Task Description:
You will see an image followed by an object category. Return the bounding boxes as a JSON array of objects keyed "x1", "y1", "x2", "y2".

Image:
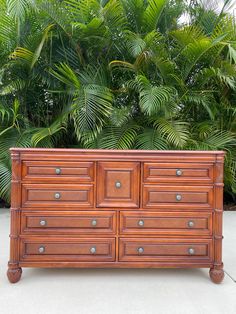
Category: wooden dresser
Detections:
[{"x1": 7, "y1": 148, "x2": 225, "y2": 284}]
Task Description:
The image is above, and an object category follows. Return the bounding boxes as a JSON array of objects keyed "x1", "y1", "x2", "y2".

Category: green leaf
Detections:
[
  {"x1": 98, "y1": 124, "x2": 139, "y2": 149},
  {"x1": 143, "y1": 0, "x2": 168, "y2": 31},
  {"x1": 136, "y1": 128, "x2": 168, "y2": 150},
  {"x1": 72, "y1": 84, "x2": 113, "y2": 139},
  {"x1": 155, "y1": 119, "x2": 190, "y2": 148}
]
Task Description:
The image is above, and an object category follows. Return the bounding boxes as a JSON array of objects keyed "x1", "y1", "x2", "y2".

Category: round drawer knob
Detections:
[
  {"x1": 115, "y1": 181, "x2": 122, "y2": 189},
  {"x1": 91, "y1": 219, "x2": 97, "y2": 226},
  {"x1": 176, "y1": 194, "x2": 182, "y2": 201},
  {"x1": 38, "y1": 246, "x2": 45, "y2": 253},
  {"x1": 176, "y1": 169, "x2": 182, "y2": 176},
  {"x1": 188, "y1": 248, "x2": 195, "y2": 255},
  {"x1": 54, "y1": 192, "x2": 61, "y2": 199},
  {"x1": 137, "y1": 247, "x2": 144, "y2": 254},
  {"x1": 39, "y1": 220, "x2": 46, "y2": 226},
  {"x1": 55, "y1": 168, "x2": 61, "y2": 175},
  {"x1": 188, "y1": 221, "x2": 195, "y2": 228},
  {"x1": 138, "y1": 220, "x2": 144, "y2": 227},
  {"x1": 90, "y1": 247, "x2": 96, "y2": 254}
]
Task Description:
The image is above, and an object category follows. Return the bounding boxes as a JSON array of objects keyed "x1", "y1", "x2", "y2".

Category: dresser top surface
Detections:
[{"x1": 10, "y1": 148, "x2": 225, "y2": 155}]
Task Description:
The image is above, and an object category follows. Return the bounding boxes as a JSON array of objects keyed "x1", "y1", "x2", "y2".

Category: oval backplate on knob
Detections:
[
  {"x1": 188, "y1": 221, "x2": 195, "y2": 228},
  {"x1": 54, "y1": 192, "x2": 61, "y2": 199},
  {"x1": 188, "y1": 247, "x2": 195, "y2": 255},
  {"x1": 39, "y1": 220, "x2": 46, "y2": 226},
  {"x1": 90, "y1": 247, "x2": 96, "y2": 254},
  {"x1": 91, "y1": 219, "x2": 97, "y2": 227},
  {"x1": 137, "y1": 247, "x2": 144, "y2": 254},
  {"x1": 38, "y1": 246, "x2": 45, "y2": 253},
  {"x1": 138, "y1": 220, "x2": 144, "y2": 227},
  {"x1": 55, "y1": 168, "x2": 61, "y2": 175},
  {"x1": 115, "y1": 181, "x2": 122, "y2": 189},
  {"x1": 176, "y1": 194, "x2": 182, "y2": 201},
  {"x1": 176, "y1": 169, "x2": 182, "y2": 176}
]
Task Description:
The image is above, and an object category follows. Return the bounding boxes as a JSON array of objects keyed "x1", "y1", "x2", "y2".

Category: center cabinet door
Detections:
[{"x1": 97, "y1": 162, "x2": 140, "y2": 208}]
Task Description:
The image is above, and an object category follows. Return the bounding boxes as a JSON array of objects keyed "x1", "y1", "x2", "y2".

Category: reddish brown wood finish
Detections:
[
  {"x1": 97, "y1": 162, "x2": 140, "y2": 208},
  {"x1": 22, "y1": 161, "x2": 94, "y2": 182},
  {"x1": 143, "y1": 162, "x2": 214, "y2": 184},
  {"x1": 21, "y1": 211, "x2": 116, "y2": 235},
  {"x1": 120, "y1": 211, "x2": 212, "y2": 236},
  {"x1": 119, "y1": 238, "x2": 213, "y2": 262},
  {"x1": 7, "y1": 148, "x2": 225, "y2": 283}
]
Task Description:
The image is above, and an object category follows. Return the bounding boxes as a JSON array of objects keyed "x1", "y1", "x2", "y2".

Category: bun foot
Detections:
[
  {"x1": 7, "y1": 267, "x2": 22, "y2": 283},
  {"x1": 209, "y1": 268, "x2": 224, "y2": 284}
]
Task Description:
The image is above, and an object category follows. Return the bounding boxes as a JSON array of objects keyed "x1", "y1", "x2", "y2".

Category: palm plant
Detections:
[{"x1": 0, "y1": 0, "x2": 236, "y2": 204}]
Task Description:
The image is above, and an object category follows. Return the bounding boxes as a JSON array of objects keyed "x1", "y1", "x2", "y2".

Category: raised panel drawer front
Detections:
[
  {"x1": 119, "y1": 238, "x2": 213, "y2": 262},
  {"x1": 21, "y1": 211, "x2": 116, "y2": 234},
  {"x1": 97, "y1": 162, "x2": 140, "y2": 208},
  {"x1": 143, "y1": 163, "x2": 213, "y2": 183},
  {"x1": 20, "y1": 238, "x2": 115, "y2": 262},
  {"x1": 21, "y1": 184, "x2": 94, "y2": 208},
  {"x1": 143, "y1": 185, "x2": 213, "y2": 209},
  {"x1": 120, "y1": 212, "x2": 212, "y2": 236},
  {"x1": 22, "y1": 161, "x2": 94, "y2": 182}
]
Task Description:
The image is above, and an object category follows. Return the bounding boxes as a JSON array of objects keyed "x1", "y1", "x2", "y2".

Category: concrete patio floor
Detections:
[{"x1": 0, "y1": 208, "x2": 235, "y2": 314}]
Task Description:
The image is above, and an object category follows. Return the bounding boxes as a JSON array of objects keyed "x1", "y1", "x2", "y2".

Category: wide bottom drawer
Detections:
[
  {"x1": 119, "y1": 238, "x2": 213, "y2": 262},
  {"x1": 20, "y1": 238, "x2": 115, "y2": 262}
]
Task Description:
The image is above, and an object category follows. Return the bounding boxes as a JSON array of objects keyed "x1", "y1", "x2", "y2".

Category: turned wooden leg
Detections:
[
  {"x1": 7, "y1": 267, "x2": 22, "y2": 283},
  {"x1": 209, "y1": 267, "x2": 224, "y2": 284}
]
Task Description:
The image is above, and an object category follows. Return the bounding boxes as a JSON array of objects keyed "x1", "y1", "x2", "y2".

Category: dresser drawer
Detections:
[
  {"x1": 119, "y1": 238, "x2": 213, "y2": 262},
  {"x1": 143, "y1": 163, "x2": 213, "y2": 183},
  {"x1": 97, "y1": 162, "x2": 140, "y2": 208},
  {"x1": 142, "y1": 185, "x2": 213, "y2": 209},
  {"x1": 22, "y1": 184, "x2": 94, "y2": 208},
  {"x1": 120, "y1": 212, "x2": 212, "y2": 236},
  {"x1": 22, "y1": 161, "x2": 94, "y2": 182},
  {"x1": 21, "y1": 211, "x2": 116, "y2": 234},
  {"x1": 20, "y1": 238, "x2": 115, "y2": 262}
]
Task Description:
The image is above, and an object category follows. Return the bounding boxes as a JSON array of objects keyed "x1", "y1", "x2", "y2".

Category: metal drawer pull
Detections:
[
  {"x1": 54, "y1": 192, "x2": 61, "y2": 199},
  {"x1": 55, "y1": 168, "x2": 61, "y2": 175},
  {"x1": 137, "y1": 247, "x2": 144, "y2": 254},
  {"x1": 138, "y1": 220, "x2": 144, "y2": 227},
  {"x1": 38, "y1": 246, "x2": 45, "y2": 253},
  {"x1": 39, "y1": 220, "x2": 46, "y2": 226},
  {"x1": 176, "y1": 169, "x2": 182, "y2": 176},
  {"x1": 188, "y1": 248, "x2": 195, "y2": 255},
  {"x1": 115, "y1": 181, "x2": 122, "y2": 189},
  {"x1": 176, "y1": 194, "x2": 182, "y2": 201},
  {"x1": 188, "y1": 221, "x2": 195, "y2": 228},
  {"x1": 90, "y1": 247, "x2": 96, "y2": 254},
  {"x1": 91, "y1": 219, "x2": 97, "y2": 226}
]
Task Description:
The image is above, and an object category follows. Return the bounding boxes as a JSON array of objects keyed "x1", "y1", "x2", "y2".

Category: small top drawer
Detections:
[
  {"x1": 22, "y1": 161, "x2": 94, "y2": 182},
  {"x1": 143, "y1": 163, "x2": 214, "y2": 183}
]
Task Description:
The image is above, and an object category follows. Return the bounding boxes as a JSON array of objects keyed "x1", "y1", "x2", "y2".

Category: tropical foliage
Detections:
[{"x1": 0, "y1": 0, "x2": 236, "y2": 204}]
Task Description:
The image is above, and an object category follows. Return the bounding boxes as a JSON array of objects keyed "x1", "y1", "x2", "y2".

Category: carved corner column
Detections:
[
  {"x1": 7, "y1": 151, "x2": 22, "y2": 283},
  {"x1": 209, "y1": 153, "x2": 225, "y2": 284}
]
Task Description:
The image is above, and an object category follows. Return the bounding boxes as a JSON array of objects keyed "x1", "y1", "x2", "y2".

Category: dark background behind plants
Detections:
[{"x1": 0, "y1": 0, "x2": 236, "y2": 206}]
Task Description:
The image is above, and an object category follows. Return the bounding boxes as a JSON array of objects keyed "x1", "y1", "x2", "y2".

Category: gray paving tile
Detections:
[{"x1": 0, "y1": 209, "x2": 236, "y2": 314}]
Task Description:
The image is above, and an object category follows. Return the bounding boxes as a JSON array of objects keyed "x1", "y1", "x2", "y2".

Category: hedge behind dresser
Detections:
[{"x1": 7, "y1": 148, "x2": 225, "y2": 283}]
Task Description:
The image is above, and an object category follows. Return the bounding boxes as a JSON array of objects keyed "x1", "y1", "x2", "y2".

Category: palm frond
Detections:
[
  {"x1": 6, "y1": 0, "x2": 32, "y2": 20},
  {"x1": 120, "y1": 0, "x2": 145, "y2": 33},
  {"x1": 155, "y1": 118, "x2": 190, "y2": 148},
  {"x1": 135, "y1": 128, "x2": 168, "y2": 150},
  {"x1": 72, "y1": 84, "x2": 113, "y2": 140},
  {"x1": 0, "y1": 159, "x2": 11, "y2": 204},
  {"x1": 98, "y1": 124, "x2": 139, "y2": 149},
  {"x1": 143, "y1": 0, "x2": 168, "y2": 32},
  {"x1": 102, "y1": 0, "x2": 127, "y2": 34},
  {"x1": 49, "y1": 63, "x2": 81, "y2": 91},
  {"x1": 31, "y1": 118, "x2": 67, "y2": 147}
]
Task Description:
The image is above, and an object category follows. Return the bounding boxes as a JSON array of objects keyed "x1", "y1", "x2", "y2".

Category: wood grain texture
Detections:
[{"x1": 7, "y1": 148, "x2": 225, "y2": 283}]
